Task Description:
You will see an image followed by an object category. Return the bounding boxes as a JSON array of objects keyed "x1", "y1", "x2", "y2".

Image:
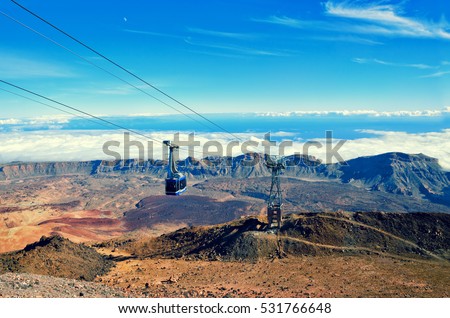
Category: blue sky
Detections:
[{"x1": 1, "y1": 0, "x2": 449, "y2": 118}]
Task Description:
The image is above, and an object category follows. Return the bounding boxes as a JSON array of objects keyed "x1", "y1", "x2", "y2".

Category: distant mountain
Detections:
[
  {"x1": 1, "y1": 152, "x2": 449, "y2": 205},
  {"x1": 0, "y1": 161, "x2": 100, "y2": 180},
  {"x1": 331, "y1": 153, "x2": 450, "y2": 203},
  {"x1": 0, "y1": 153, "x2": 323, "y2": 180}
]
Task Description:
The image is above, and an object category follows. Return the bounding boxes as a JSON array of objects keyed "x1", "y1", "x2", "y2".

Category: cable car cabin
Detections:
[
  {"x1": 165, "y1": 174, "x2": 187, "y2": 195},
  {"x1": 163, "y1": 140, "x2": 187, "y2": 195}
]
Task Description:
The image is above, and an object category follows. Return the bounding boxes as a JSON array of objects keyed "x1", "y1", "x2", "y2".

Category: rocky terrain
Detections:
[
  {"x1": 1, "y1": 152, "x2": 449, "y2": 203},
  {"x1": 97, "y1": 255, "x2": 449, "y2": 298},
  {"x1": 0, "y1": 212, "x2": 449, "y2": 298},
  {"x1": 0, "y1": 273, "x2": 127, "y2": 298},
  {"x1": 98, "y1": 212, "x2": 450, "y2": 298},
  {"x1": 0, "y1": 174, "x2": 157, "y2": 253},
  {"x1": 1, "y1": 152, "x2": 450, "y2": 253},
  {"x1": 196, "y1": 177, "x2": 450, "y2": 213},
  {"x1": 124, "y1": 212, "x2": 450, "y2": 262},
  {"x1": 123, "y1": 195, "x2": 256, "y2": 230},
  {"x1": 1, "y1": 152, "x2": 449, "y2": 298},
  {"x1": 0, "y1": 235, "x2": 113, "y2": 281},
  {"x1": 2, "y1": 173, "x2": 449, "y2": 254}
]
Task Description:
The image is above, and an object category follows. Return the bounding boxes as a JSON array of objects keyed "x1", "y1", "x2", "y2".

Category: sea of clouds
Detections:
[{"x1": 1, "y1": 128, "x2": 450, "y2": 170}]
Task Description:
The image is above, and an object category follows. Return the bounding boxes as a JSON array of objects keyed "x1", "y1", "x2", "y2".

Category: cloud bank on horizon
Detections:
[
  {"x1": 0, "y1": 106, "x2": 449, "y2": 128},
  {"x1": 256, "y1": 107, "x2": 450, "y2": 117},
  {"x1": 1, "y1": 128, "x2": 450, "y2": 171}
]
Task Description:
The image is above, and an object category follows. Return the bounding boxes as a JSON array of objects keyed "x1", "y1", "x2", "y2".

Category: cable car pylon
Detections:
[{"x1": 265, "y1": 155, "x2": 285, "y2": 229}]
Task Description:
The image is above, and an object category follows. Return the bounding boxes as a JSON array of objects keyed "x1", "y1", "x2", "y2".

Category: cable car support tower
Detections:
[{"x1": 265, "y1": 156, "x2": 285, "y2": 229}]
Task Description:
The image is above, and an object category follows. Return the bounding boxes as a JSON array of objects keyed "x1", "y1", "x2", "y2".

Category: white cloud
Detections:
[
  {"x1": 254, "y1": 2, "x2": 450, "y2": 41},
  {"x1": 326, "y1": 2, "x2": 420, "y2": 26},
  {"x1": 0, "y1": 131, "x2": 154, "y2": 163},
  {"x1": 340, "y1": 129, "x2": 450, "y2": 170},
  {"x1": 256, "y1": 108, "x2": 449, "y2": 117},
  {"x1": 125, "y1": 112, "x2": 173, "y2": 117},
  {"x1": 252, "y1": 15, "x2": 304, "y2": 28},
  {"x1": 269, "y1": 131, "x2": 297, "y2": 137},
  {"x1": 325, "y1": 1, "x2": 450, "y2": 40},
  {"x1": 353, "y1": 58, "x2": 436, "y2": 69},
  {"x1": 252, "y1": 15, "x2": 336, "y2": 32},
  {"x1": 264, "y1": 129, "x2": 450, "y2": 170},
  {"x1": 0, "y1": 114, "x2": 73, "y2": 126},
  {"x1": 352, "y1": 57, "x2": 450, "y2": 79},
  {"x1": 420, "y1": 70, "x2": 450, "y2": 78},
  {"x1": 90, "y1": 87, "x2": 136, "y2": 96},
  {"x1": 31, "y1": 114, "x2": 72, "y2": 123},
  {"x1": 123, "y1": 29, "x2": 185, "y2": 40},
  {"x1": 1, "y1": 129, "x2": 450, "y2": 171},
  {"x1": 0, "y1": 54, "x2": 76, "y2": 79},
  {"x1": 308, "y1": 35, "x2": 383, "y2": 45},
  {"x1": 0, "y1": 118, "x2": 23, "y2": 125},
  {"x1": 184, "y1": 38, "x2": 291, "y2": 57},
  {"x1": 187, "y1": 27, "x2": 255, "y2": 40}
]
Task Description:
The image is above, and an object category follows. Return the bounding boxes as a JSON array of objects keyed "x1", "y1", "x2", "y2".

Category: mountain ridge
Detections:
[
  {"x1": 1, "y1": 152, "x2": 449, "y2": 205},
  {"x1": 334, "y1": 152, "x2": 450, "y2": 203}
]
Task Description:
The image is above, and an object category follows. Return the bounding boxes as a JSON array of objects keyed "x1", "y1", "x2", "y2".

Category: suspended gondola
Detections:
[{"x1": 163, "y1": 140, "x2": 187, "y2": 195}]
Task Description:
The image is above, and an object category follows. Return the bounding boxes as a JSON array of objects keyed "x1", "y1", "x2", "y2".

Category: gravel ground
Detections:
[{"x1": 0, "y1": 273, "x2": 128, "y2": 298}]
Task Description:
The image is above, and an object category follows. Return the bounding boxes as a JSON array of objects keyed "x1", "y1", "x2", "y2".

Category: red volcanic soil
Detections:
[
  {"x1": 36, "y1": 211, "x2": 125, "y2": 243},
  {"x1": 0, "y1": 193, "x2": 257, "y2": 253},
  {"x1": 123, "y1": 195, "x2": 256, "y2": 231},
  {"x1": 0, "y1": 208, "x2": 126, "y2": 253}
]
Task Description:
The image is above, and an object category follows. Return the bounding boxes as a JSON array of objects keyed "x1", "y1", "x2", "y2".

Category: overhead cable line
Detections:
[
  {"x1": 0, "y1": 9, "x2": 217, "y2": 133},
  {"x1": 0, "y1": 79, "x2": 164, "y2": 145},
  {"x1": 0, "y1": 9, "x2": 242, "y2": 145},
  {"x1": 0, "y1": 80, "x2": 211, "y2": 158},
  {"x1": 10, "y1": 0, "x2": 243, "y2": 141},
  {"x1": 0, "y1": 87, "x2": 147, "y2": 136}
]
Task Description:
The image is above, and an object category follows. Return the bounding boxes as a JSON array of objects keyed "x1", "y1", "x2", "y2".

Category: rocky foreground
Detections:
[
  {"x1": 0, "y1": 212, "x2": 449, "y2": 298},
  {"x1": 0, "y1": 273, "x2": 127, "y2": 298}
]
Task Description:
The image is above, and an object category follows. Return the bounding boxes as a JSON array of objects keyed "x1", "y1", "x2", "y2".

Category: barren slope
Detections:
[
  {"x1": 98, "y1": 211, "x2": 450, "y2": 298},
  {"x1": 0, "y1": 235, "x2": 113, "y2": 281},
  {"x1": 124, "y1": 212, "x2": 450, "y2": 262}
]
